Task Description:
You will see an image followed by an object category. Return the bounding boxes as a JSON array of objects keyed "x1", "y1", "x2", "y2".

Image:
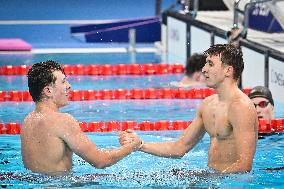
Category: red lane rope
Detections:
[
  {"x1": 0, "y1": 63, "x2": 184, "y2": 76},
  {"x1": 0, "y1": 88, "x2": 216, "y2": 101},
  {"x1": 1, "y1": 119, "x2": 283, "y2": 135},
  {"x1": 0, "y1": 88, "x2": 253, "y2": 102}
]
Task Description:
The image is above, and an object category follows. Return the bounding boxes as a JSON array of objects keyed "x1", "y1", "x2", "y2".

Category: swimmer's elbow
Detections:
[
  {"x1": 93, "y1": 164, "x2": 107, "y2": 169},
  {"x1": 90, "y1": 157, "x2": 113, "y2": 169},
  {"x1": 170, "y1": 151, "x2": 186, "y2": 158},
  {"x1": 92, "y1": 161, "x2": 110, "y2": 169},
  {"x1": 171, "y1": 155, "x2": 183, "y2": 159},
  {"x1": 170, "y1": 141, "x2": 190, "y2": 158}
]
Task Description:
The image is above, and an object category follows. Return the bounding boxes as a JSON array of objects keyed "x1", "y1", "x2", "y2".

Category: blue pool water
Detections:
[
  {"x1": 0, "y1": 75, "x2": 183, "y2": 91},
  {"x1": 0, "y1": 52, "x2": 284, "y2": 188},
  {"x1": 1, "y1": 131, "x2": 284, "y2": 188},
  {"x1": 0, "y1": 99, "x2": 200, "y2": 124},
  {"x1": 0, "y1": 52, "x2": 162, "y2": 65}
]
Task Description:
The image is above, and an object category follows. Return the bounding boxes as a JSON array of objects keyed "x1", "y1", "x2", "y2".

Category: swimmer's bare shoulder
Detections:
[
  {"x1": 24, "y1": 112, "x2": 77, "y2": 135},
  {"x1": 203, "y1": 93, "x2": 217, "y2": 102},
  {"x1": 53, "y1": 112, "x2": 81, "y2": 136},
  {"x1": 228, "y1": 92, "x2": 258, "y2": 128},
  {"x1": 229, "y1": 91, "x2": 256, "y2": 117},
  {"x1": 198, "y1": 94, "x2": 217, "y2": 112}
]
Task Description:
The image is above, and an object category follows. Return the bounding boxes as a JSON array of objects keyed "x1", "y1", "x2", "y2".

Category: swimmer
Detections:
[
  {"x1": 21, "y1": 60, "x2": 142, "y2": 175},
  {"x1": 170, "y1": 53, "x2": 206, "y2": 87},
  {"x1": 248, "y1": 86, "x2": 274, "y2": 123},
  {"x1": 121, "y1": 44, "x2": 258, "y2": 173}
]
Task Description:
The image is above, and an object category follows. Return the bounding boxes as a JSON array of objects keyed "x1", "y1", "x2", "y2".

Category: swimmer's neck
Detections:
[
  {"x1": 214, "y1": 81, "x2": 239, "y2": 102},
  {"x1": 35, "y1": 101, "x2": 60, "y2": 113}
]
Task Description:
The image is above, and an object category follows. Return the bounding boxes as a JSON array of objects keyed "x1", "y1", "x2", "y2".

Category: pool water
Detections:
[
  {"x1": 1, "y1": 132, "x2": 284, "y2": 188},
  {"x1": 0, "y1": 52, "x2": 162, "y2": 66},
  {"x1": 0, "y1": 99, "x2": 201, "y2": 123},
  {"x1": 0, "y1": 75, "x2": 183, "y2": 91}
]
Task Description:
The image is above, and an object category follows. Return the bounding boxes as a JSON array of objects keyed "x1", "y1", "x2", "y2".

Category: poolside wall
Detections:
[{"x1": 162, "y1": 11, "x2": 284, "y2": 105}]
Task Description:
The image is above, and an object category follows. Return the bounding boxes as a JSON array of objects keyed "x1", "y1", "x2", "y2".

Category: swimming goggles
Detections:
[{"x1": 254, "y1": 101, "x2": 270, "y2": 108}]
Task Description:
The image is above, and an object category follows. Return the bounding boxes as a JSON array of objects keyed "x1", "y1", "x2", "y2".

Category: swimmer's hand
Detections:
[{"x1": 119, "y1": 130, "x2": 143, "y2": 151}]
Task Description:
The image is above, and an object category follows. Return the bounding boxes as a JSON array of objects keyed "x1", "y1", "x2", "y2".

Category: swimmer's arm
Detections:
[
  {"x1": 59, "y1": 114, "x2": 138, "y2": 169},
  {"x1": 140, "y1": 107, "x2": 206, "y2": 158},
  {"x1": 222, "y1": 102, "x2": 258, "y2": 173}
]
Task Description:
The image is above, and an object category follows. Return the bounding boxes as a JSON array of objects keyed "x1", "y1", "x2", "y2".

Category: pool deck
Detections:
[{"x1": 195, "y1": 11, "x2": 284, "y2": 54}]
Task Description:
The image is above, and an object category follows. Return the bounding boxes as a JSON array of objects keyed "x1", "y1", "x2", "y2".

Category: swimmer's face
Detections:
[
  {"x1": 251, "y1": 97, "x2": 274, "y2": 121},
  {"x1": 49, "y1": 71, "x2": 71, "y2": 108},
  {"x1": 202, "y1": 55, "x2": 229, "y2": 88}
]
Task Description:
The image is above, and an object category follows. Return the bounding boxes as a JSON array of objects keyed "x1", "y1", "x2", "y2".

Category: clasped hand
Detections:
[{"x1": 119, "y1": 129, "x2": 143, "y2": 151}]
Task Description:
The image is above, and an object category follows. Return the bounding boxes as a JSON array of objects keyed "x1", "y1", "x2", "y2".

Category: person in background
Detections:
[
  {"x1": 170, "y1": 53, "x2": 206, "y2": 87},
  {"x1": 248, "y1": 86, "x2": 274, "y2": 122},
  {"x1": 122, "y1": 44, "x2": 258, "y2": 173},
  {"x1": 21, "y1": 60, "x2": 142, "y2": 176}
]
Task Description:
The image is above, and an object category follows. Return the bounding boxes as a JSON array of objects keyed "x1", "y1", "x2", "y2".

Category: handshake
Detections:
[{"x1": 119, "y1": 130, "x2": 144, "y2": 151}]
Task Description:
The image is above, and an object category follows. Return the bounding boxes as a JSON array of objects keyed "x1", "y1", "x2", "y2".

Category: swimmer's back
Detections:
[{"x1": 21, "y1": 111, "x2": 73, "y2": 174}]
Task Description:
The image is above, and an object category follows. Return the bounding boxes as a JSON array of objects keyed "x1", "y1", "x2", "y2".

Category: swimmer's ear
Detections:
[
  {"x1": 42, "y1": 85, "x2": 53, "y2": 97},
  {"x1": 224, "y1": 65, "x2": 234, "y2": 78}
]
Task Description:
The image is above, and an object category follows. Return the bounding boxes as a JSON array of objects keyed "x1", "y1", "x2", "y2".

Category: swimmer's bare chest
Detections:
[
  {"x1": 201, "y1": 100, "x2": 239, "y2": 170},
  {"x1": 202, "y1": 101, "x2": 233, "y2": 138}
]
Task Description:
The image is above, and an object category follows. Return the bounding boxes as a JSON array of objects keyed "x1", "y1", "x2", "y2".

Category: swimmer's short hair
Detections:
[
  {"x1": 185, "y1": 53, "x2": 206, "y2": 76},
  {"x1": 27, "y1": 60, "x2": 64, "y2": 102},
  {"x1": 204, "y1": 44, "x2": 244, "y2": 81}
]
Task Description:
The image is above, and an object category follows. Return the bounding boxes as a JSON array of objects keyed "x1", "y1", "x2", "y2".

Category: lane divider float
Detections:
[
  {"x1": 0, "y1": 63, "x2": 184, "y2": 76},
  {"x1": 0, "y1": 88, "x2": 253, "y2": 102},
  {"x1": 0, "y1": 88, "x2": 215, "y2": 101},
  {"x1": 0, "y1": 119, "x2": 283, "y2": 135}
]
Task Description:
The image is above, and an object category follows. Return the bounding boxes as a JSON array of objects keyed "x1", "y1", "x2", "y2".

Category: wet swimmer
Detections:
[
  {"x1": 248, "y1": 86, "x2": 274, "y2": 122},
  {"x1": 21, "y1": 60, "x2": 142, "y2": 175},
  {"x1": 121, "y1": 44, "x2": 258, "y2": 173}
]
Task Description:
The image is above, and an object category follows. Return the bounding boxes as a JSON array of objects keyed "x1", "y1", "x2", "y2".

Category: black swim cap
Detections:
[{"x1": 248, "y1": 86, "x2": 274, "y2": 106}]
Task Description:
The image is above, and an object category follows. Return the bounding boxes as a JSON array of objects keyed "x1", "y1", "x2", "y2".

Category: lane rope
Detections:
[
  {"x1": 0, "y1": 88, "x2": 253, "y2": 101},
  {"x1": 0, "y1": 63, "x2": 184, "y2": 75},
  {"x1": 0, "y1": 119, "x2": 283, "y2": 134}
]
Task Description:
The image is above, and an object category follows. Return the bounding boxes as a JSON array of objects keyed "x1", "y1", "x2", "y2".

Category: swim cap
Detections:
[{"x1": 248, "y1": 86, "x2": 274, "y2": 106}]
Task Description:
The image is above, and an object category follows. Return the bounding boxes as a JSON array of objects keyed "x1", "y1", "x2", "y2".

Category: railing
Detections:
[{"x1": 233, "y1": 0, "x2": 273, "y2": 38}]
